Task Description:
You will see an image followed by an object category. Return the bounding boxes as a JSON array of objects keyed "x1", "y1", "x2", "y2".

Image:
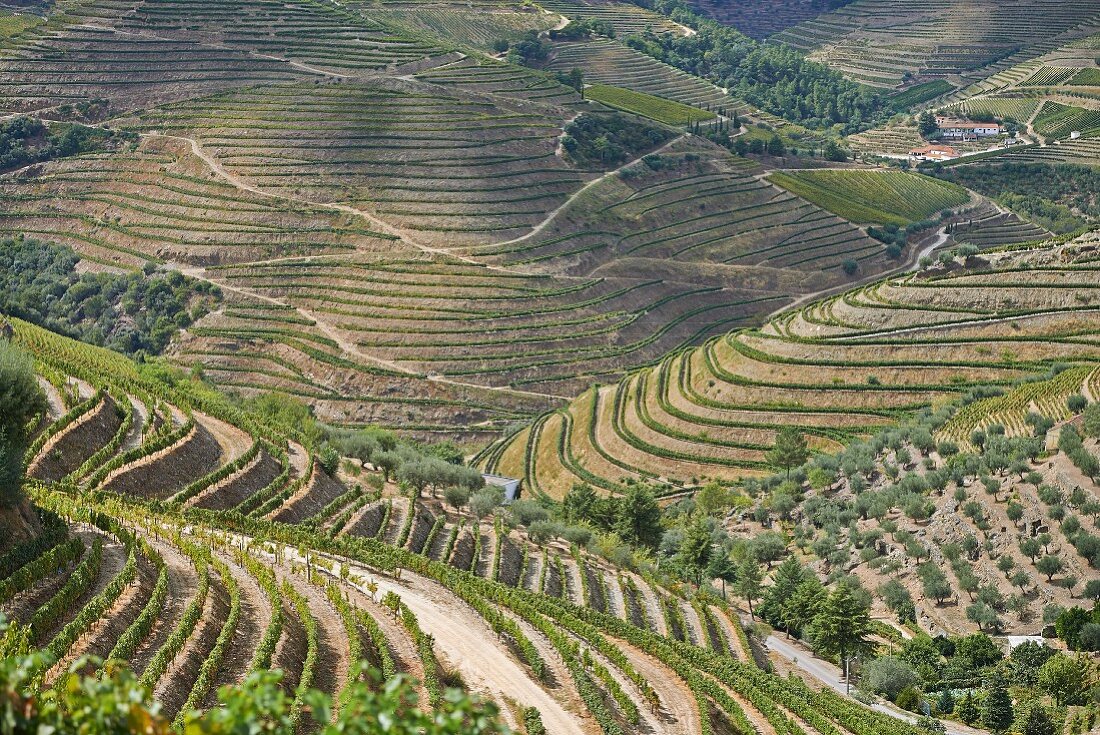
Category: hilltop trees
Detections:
[
  {"x1": 0, "y1": 238, "x2": 220, "y2": 356},
  {"x1": 0, "y1": 340, "x2": 46, "y2": 507},
  {"x1": 1, "y1": 116, "x2": 117, "y2": 172},
  {"x1": 621, "y1": 6, "x2": 883, "y2": 132},
  {"x1": 560, "y1": 113, "x2": 673, "y2": 168}
]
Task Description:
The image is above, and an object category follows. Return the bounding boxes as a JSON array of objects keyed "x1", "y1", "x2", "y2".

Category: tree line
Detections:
[
  {"x1": 620, "y1": 0, "x2": 884, "y2": 132},
  {"x1": 0, "y1": 237, "x2": 220, "y2": 357}
]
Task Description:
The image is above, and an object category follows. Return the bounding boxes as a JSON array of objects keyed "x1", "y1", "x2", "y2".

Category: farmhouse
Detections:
[
  {"x1": 909, "y1": 143, "x2": 959, "y2": 161},
  {"x1": 934, "y1": 116, "x2": 1004, "y2": 140}
]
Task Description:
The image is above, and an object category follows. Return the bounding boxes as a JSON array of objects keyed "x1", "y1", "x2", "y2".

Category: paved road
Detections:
[{"x1": 765, "y1": 634, "x2": 984, "y2": 735}]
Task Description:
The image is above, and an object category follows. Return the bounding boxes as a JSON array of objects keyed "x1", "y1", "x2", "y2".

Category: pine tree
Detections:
[
  {"x1": 980, "y1": 681, "x2": 1013, "y2": 734},
  {"x1": 779, "y1": 577, "x2": 826, "y2": 638},
  {"x1": 759, "y1": 556, "x2": 807, "y2": 625},
  {"x1": 766, "y1": 427, "x2": 808, "y2": 480},
  {"x1": 613, "y1": 484, "x2": 662, "y2": 549},
  {"x1": 677, "y1": 517, "x2": 715, "y2": 585},
  {"x1": 706, "y1": 550, "x2": 737, "y2": 599},
  {"x1": 955, "y1": 692, "x2": 979, "y2": 725},
  {"x1": 935, "y1": 687, "x2": 954, "y2": 715},
  {"x1": 735, "y1": 558, "x2": 763, "y2": 618},
  {"x1": 808, "y1": 584, "x2": 872, "y2": 691},
  {"x1": 562, "y1": 483, "x2": 596, "y2": 525}
]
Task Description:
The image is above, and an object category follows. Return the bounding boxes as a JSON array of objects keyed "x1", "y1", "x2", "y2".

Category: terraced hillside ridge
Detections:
[
  {"x1": 124, "y1": 79, "x2": 592, "y2": 246},
  {"x1": 485, "y1": 231, "x2": 1100, "y2": 495},
  {"x1": 0, "y1": 0, "x2": 453, "y2": 119},
  {"x1": 847, "y1": 34, "x2": 1100, "y2": 161},
  {"x1": 938, "y1": 35, "x2": 1100, "y2": 132},
  {"x1": 2, "y1": 0, "x2": 949, "y2": 440},
  {"x1": 534, "y1": 0, "x2": 691, "y2": 37},
  {"x1": 4, "y1": 315, "x2": 953, "y2": 735},
  {"x1": 688, "y1": 0, "x2": 848, "y2": 39},
  {"x1": 546, "y1": 38, "x2": 749, "y2": 111},
  {"x1": 772, "y1": 0, "x2": 1100, "y2": 90},
  {"x1": 346, "y1": 0, "x2": 562, "y2": 52}
]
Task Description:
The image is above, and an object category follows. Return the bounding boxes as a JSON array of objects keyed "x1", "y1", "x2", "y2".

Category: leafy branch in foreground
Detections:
[{"x1": 0, "y1": 644, "x2": 507, "y2": 735}]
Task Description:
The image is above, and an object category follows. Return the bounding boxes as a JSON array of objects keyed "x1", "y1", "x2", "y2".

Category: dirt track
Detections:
[{"x1": 611, "y1": 637, "x2": 701, "y2": 735}]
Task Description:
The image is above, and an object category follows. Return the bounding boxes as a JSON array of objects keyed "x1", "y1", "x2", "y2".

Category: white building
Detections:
[{"x1": 934, "y1": 116, "x2": 1005, "y2": 140}]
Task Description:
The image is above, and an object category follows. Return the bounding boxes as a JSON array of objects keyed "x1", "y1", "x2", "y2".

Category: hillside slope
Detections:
[
  {"x1": 0, "y1": 0, "x2": 934, "y2": 442},
  {"x1": 2, "y1": 314, "x2": 939, "y2": 735},
  {"x1": 484, "y1": 232, "x2": 1100, "y2": 494}
]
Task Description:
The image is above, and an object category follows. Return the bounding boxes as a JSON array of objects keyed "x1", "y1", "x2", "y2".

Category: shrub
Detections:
[
  {"x1": 444, "y1": 486, "x2": 470, "y2": 511},
  {"x1": 894, "y1": 686, "x2": 921, "y2": 712},
  {"x1": 561, "y1": 525, "x2": 592, "y2": 547},
  {"x1": 861, "y1": 655, "x2": 918, "y2": 700},
  {"x1": 527, "y1": 520, "x2": 562, "y2": 544},
  {"x1": 469, "y1": 488, "x2": 504, "y2": 520},
  {"x1": 508, "y1": 500, "x2": 549, "y2": 527}
]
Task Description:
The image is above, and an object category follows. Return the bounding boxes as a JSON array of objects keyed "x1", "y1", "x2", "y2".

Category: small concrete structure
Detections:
[
  {"x1": 1004, "y1": 635, "x2": 1045, "y2": 649},
  {"x1": 483, "y1": 473, "x2": 521, "y2": 501}
]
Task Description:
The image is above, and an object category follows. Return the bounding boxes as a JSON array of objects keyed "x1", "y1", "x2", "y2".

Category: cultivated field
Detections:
[
  {"x1": 773, "y1": 0, "x2": 1100, "y2": 90},
  {"x1": 768, "y1": 170, "x2": 972, "y2": 226},
  {"x1": 486, "y1": 232, "x2": 1100, "y2": 494},
  {"x1": 3, "y1": 315, "x2": 941, "y2": 735},
  {"x1": 0, "y1": 0, "x2": 932, "y2": 440}
]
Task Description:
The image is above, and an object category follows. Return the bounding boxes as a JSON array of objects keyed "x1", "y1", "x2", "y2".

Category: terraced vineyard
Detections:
[
  {"x1": 348, "y1": 0, "x2": 561, "y2": 51},
  {"x1": 9, "y1": 0, "x2": 1100, "y2": 732},
  {"x1": 534, "y1": 0, "x2": 690, "y2": 37},
  {"x1": 0, "y1": 0, "x2": 451, "y2": 117},
  {"x1": 994, "y1": 136, "x2": 1100, "y2": 167},
  {"x1": 0, "y1": 136, "x2": 399, "y2": 269},
  {"x1": 2, "y1": 315, "x2": 941, "y2": 735},
  {"x1": 1032, "y1": 101, "x2": 1100, "y2": 140},
  {"x1": 947, "y1": 200, "x2": 1050, "y2": 248},
  {"x1": 768, "y1": 170, "x2": 972, "y2": 226},
  {"x1": 546, "y1": 39, "x2": 749, "y2": 112},
  {"x1": 773, "y1": 0, "x2": 1100, "y2": 90},
  {"x1": 0, "y1": 0, "x2": 923, "y2": 441},
  {"x1": 688, "y1": 0, "x2": 840, "y2": 39},
  {"x1": 585, "y1": 84, "x2": 717, "y2": 125},
  {"x1": 126, "y1": 81, "x2": 590, "y2": 245},
  {"x1": 486, "y1": 232, "x2": 1100, "y2": 493}
]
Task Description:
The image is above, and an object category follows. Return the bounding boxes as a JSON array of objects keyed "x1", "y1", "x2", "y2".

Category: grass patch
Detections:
[
  {"x1": 0, "y1": 11, "x2": 42, "y2": 42},
  {"x1": 1068, "y1": 67, "x2": 1100, "y2": 86},
  {"x1": 888, "y1": 79, "x2": 954, "y2": 109},
  {"x1": 768, "y1": 169, "x2": 969, "y2": 226},
  {"x1": 585, "y1": 84, "x2": 716, "y2": 126}
]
